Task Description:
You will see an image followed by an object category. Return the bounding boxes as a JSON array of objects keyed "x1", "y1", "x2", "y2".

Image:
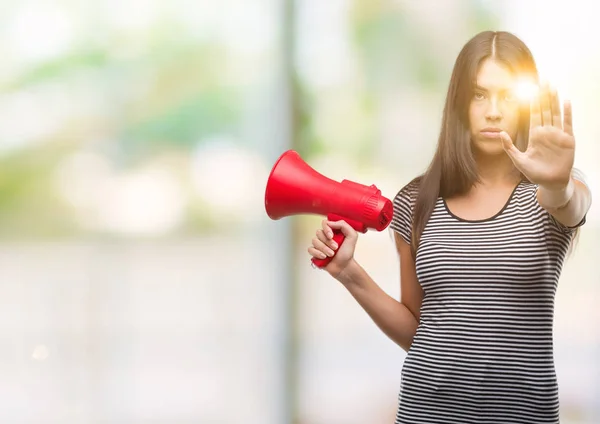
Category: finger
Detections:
[
  {"x1": 311, "y1": 236, "x2": 336, "y2": 257},
  {"x1": 500, "y1": 131, "x2": 527, "y2": 168},
  {"x1": 308, "y1": 246, "x2": 327, "y2": 260},
  {"x1": 550, "y1": 86, "x2": 561, "y2": 129},
  {"x1": 530, "y1": 90, "x2": 542, "y2": 128},
  {"x1": 321, "y1": 219, "x2": 333, "y2": 239},
  {"x1": 563, "y1": 100, "x2": 573, "y2": 136},
  {"x1": 540, "y1": 83, "x2": 552, "y2": 126},
  {"x1": 316, "y1": 229, "x2": 338, "y2": 250}
]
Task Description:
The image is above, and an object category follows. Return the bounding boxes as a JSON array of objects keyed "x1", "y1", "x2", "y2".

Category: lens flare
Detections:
[{"x1": 514, "y1": 80, "x2": 539, "y2": 102}]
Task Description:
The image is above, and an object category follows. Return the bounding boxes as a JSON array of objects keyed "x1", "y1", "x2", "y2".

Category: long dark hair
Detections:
[{"x1": 409, "y1": 31, "x2": 539, "y2": 256}]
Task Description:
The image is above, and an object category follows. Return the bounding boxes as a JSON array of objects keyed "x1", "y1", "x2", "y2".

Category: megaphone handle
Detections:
[{"x1": 311, "y1": 230, "x2": 346, "y2": 269}]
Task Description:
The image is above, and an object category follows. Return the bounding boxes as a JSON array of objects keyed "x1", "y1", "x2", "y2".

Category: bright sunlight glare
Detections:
[{"x1": 514, "y1": 79, "x2": 539, "y2": 103}]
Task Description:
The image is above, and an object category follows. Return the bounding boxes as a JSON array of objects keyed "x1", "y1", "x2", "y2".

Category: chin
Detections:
[{"x1": 471, "y1": 139, "x2": 505, "y2": 156}]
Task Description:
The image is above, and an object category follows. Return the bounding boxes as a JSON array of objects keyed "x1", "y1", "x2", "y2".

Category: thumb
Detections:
[{"x1": 500, "y1": 131, "x2": 526, "y2": 166}]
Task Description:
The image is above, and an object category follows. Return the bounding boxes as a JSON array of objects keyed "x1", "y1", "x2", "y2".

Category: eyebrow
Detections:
[{"x1": 474, "y1": 84, "x2": 513, "y2": 92}]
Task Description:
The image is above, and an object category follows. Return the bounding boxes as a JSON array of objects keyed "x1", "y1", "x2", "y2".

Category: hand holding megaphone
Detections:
[
  {"x1": 309, "y1": 217, "x2": 360, "y2": 276},
  {"x1": 264, "y1": 150, "x2": 394, "y2": 270}
]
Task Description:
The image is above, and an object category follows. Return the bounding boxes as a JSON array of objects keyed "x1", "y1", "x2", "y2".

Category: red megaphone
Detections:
[{"x1": 264, "y1": 150, "x2": 394, "y2": 268}]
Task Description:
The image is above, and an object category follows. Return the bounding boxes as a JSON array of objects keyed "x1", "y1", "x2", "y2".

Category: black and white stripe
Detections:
[{"x1": 390, "y1": 180, "x2": 583, "y2": 424}]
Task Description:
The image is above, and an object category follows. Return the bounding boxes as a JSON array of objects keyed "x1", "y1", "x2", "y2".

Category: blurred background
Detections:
[{"x1": 0, "y1": 0, "x2": 598, "y2": 423}]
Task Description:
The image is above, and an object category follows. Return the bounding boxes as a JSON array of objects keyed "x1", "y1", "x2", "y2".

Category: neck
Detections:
[{"x1": 474, "y1": 152, "x2": 521, "y2": 187}]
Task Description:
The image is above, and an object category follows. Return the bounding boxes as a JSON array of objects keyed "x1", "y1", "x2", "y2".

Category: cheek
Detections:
[
  {"x1": 468, "y1": 103, "x2": 482, "y2": 126},
  {"x1": 504, "y1": 107, "x2": 521, "y2": 130}
]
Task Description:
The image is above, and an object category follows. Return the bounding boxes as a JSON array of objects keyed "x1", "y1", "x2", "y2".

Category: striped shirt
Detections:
[{"x1": 390, "y1": 179, "x2": 586, "y2": 424}]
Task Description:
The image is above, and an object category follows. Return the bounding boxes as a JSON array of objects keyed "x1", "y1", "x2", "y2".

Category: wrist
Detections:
[
  {"x1": 334, "y1": 259, "x2": 362, "y2": 286},
  {"x1": 537, "y1": 178, "x2": 575, "y2": 210}
]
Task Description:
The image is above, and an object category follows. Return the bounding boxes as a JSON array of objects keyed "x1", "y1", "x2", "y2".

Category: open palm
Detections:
[{"x1": 500, "y1": 83, "x2": 575, "y2": 191}]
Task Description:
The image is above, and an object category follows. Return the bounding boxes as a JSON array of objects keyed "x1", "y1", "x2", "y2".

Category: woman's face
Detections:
[{"x1": 468, "y1": 58, "x2": 523, "y2": 157}]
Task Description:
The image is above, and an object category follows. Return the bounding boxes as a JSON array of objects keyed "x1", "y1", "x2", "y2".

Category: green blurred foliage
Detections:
[{"x1": 0, "y1": 1, "x2": 498, "y2": 238}]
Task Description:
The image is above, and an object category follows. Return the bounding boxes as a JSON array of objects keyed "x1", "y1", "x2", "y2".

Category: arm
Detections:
[
  {"x1": 537, "y1": 175, "x2": 592, "y2": 228},
  {"x1": 336, "y1": 233, "x2": 423, "y2": 352}
]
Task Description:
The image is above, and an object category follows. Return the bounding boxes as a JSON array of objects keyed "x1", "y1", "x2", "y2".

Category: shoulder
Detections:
[
  {"x1": 516, "y1": 167, "x2": 590, "y2": 203},
  {"x1": 393, "y1": 176, "x2": 421, "y2": 209},
  {"x1": 390, "y1": 176, "x2": 422, "y2": 242},
  {"x1": 517, "y1": 173, "x2": 587, "y2": 235}
]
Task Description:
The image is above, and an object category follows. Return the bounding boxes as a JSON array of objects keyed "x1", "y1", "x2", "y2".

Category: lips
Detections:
[{"x1": 480, "y1": 128, "x2": 503, "y2": 138}]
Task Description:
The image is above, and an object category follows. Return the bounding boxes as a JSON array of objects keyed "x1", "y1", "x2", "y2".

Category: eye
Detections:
[{"x1": 473, "y1": 92, "x2": 485, "y2": 100}]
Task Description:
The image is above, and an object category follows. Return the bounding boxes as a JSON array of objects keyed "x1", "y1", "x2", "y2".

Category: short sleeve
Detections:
[
  {"x1": 390, "y1": 181, "x2": 418, "y2": 244},
  {"x1": 545, "y1": 167, "x2": 589, "y2": 235}
]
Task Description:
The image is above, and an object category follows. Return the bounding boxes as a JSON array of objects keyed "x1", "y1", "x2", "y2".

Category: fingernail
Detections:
[
  {"x1": 331, "y1": 242, "x2": 338, "y2": 249},
  {"x1": 328, "y1": 232, "x2": 333, "y2": 239},
  {"x1": 327, "y1": 249, "x2": 335, "y2": 257},
  {"x1": 320, "y1": 252, "x2": 327, "y2": 259}
]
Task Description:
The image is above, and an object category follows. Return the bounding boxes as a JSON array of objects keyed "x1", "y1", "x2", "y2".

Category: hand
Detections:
[
  {"x1": 307, "y1": 219, "x2": 358, "y2": 279},
  {"x1": 500, "y1": 82, "x2": 575, "y2": 191}
]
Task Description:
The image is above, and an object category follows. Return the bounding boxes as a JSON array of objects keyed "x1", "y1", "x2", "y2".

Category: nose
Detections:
[{"x1": 485, "y1": 98, "x2": 502, "y2": 121}]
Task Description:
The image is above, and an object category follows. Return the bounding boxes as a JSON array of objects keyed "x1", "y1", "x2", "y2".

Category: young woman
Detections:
[{"x1": 307, "y1": 31, "x2": 593, "y2": 423}]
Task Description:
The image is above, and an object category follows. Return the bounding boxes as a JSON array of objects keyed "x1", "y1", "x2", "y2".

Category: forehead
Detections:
[{"x1": 475, "y1": 59, "x2": 516, "y2": 90}]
